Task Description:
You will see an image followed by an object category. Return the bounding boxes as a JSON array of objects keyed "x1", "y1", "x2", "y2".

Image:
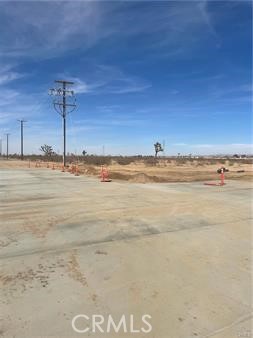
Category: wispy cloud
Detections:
[
  {"x1": 0, "y1": 2, "x2": 104, "y2": 58},
  {"x1": 0, "y1": 71, "x2": 24, "y2": 85},
  {"x1": 0, "y1": 62, "x2": 26, "y2": 86},
  {"x1": 62, "y1": 65, "x2": 151, "y2": 95},
  {"x1": 0, "y1": 1, "x2": 222, "y2": 60},
  {"x1": 170, "y1": 143, "x2": 253, "y2": 155}
]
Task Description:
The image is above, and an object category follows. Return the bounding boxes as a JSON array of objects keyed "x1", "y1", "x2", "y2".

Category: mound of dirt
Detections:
[
  {"x1": 109, "y1": 172, "x2": 131, "y2": 180},
  {"x1": 129, "y1": 173, "x2": 155, "y2": 183},
  {"x1": 82, "y1": 166, "x2": 99, "y2": 175}
]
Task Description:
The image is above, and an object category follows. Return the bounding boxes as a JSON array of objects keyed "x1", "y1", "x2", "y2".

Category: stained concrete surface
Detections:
[{"x1": 0, "y1": 168, "x2": 252, "y2": 337}]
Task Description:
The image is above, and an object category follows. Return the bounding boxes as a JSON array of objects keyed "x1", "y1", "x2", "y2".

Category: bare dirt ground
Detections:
[
  {"x1": 0, "y1": 159, "x2": 252, "y2": 183},
  {"x1": 0, "y1": 163, "x2": 252, "y2": 338}
]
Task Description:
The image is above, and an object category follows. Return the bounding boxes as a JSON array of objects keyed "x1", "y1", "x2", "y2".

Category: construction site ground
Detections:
[{"x1": 0, "y1": 162, "x2": 252, "y2": 338}]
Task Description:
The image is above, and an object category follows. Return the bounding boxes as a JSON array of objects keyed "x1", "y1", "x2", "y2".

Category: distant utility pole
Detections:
[
  {"x1": 18, "y1": 119, "x2": 27, "y2": 160},
  {"x1": 5, "y1": 133, "x2": 10, "y2": 159},
  {"x1": 49, "y1": 80, "x2": 76, "y2": 167},
  {"x1": 0, "y1": 138, "x2": 2, "y2": 156}
]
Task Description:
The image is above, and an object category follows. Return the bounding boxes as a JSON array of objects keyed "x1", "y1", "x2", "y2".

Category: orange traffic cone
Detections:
[
  {"x1": 75, "y1": 164, "x2": 79, "y2": 176},
  {"x1": 220, "y1": 171, "x2": 225, "y2": 186},
  {"x1": 100, "y1": 166, "x2": 111, "y2": 182}
]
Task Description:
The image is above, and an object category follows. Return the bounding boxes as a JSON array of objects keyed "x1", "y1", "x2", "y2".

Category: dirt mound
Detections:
[
  {"x1": 110, "y1": 171, "x2": 169, "y2": 183},
  {"x1": 129, "y1": 173, "x2": 155, "y2": 183},
  {"x1": 82, "y1": 166, "x2": 99, "y2": 175},
  {"x1": 109, "y1": 172, "x2": 131, "y2": 180}
]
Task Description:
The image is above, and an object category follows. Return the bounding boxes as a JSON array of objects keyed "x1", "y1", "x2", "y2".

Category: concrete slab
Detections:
[{"x1": 0, "y1": 168, "x2": 252, "y2": 337}]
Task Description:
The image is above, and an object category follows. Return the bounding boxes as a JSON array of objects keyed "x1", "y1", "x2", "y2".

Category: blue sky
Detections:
[{"x1": 0, "y1": 1, "x2": 252, "y2": 155}]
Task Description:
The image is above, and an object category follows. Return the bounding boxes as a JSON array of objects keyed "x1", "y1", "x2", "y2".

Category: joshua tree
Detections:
[
  {"x1": 82, "y1": 150, "x2": 87, "y2": 156},
  {"x1": 154, "y1": 142, "x2": 163, "y2": 157},
  {"x1": 40, "y1": 144, "x2": 54, "y2": 157}
]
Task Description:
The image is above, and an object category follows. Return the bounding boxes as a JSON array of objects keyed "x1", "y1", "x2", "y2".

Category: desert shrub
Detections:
[
  {"x1": 144, "y1": 157, "x2": 158, "y2": 166},
  {"x1": 115, "y1": 157, "x2": 135, "y2": 165},
  {"x1": 175, "y1": 159, "x2": 187, "y2": 165},
  {"x1": 82, "y1": 156, "x2": 111, "y2": 166}
]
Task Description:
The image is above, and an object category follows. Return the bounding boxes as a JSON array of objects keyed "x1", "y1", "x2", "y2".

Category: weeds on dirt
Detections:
[{"x1": 5, "y1": 154, "x2": 253, "y2": 166}]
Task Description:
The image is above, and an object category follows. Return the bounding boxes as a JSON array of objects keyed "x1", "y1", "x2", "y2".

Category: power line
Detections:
[
  {"x1": 17, "y1": 119, "x2": 27, "y2": 160},
  {"x1": 49, "y1": 80, "x2": 76, "y2": 167},
  {"x1": 5, "y1": 133, "x2": 10, "y2": 160}
]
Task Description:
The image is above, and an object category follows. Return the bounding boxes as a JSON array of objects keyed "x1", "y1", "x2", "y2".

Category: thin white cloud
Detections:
[
  {"x1": 169, "y1": 143, "x2": 252, "y2": 155},
  {"x1": 0, "y1": 62, "x2": 25, "y2": 85},
  {"x1": 0, "y1": 2, "x2": 103, "y2": 58},
  {"x1": 0, "y1": 72, "x2": 24, "y2": 85},
  {"x1": 61, "y1": 65, "x2": 151, "y2": 95},
  {"x1": 0, "y1": 1, "x2": 222, "y2": 60},
  {"x1": 172, "y1": 143, "x2": 187, "y2": 146}
]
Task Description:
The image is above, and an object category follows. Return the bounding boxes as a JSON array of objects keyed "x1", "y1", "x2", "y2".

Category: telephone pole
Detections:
[
  {"x1": 5, "y1": 133, "x2": 10, "y2": 159},
  {"x1": 49, "y1": 80, "x2": 76, "y2": 167},
  {"x1": 18, "y1": 119, "x2": 27, "y2": 160}
]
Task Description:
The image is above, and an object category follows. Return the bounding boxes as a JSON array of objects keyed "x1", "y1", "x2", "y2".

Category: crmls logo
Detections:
[{"x1": 72, "y1": 314, "x2": 152, "y2": 334}]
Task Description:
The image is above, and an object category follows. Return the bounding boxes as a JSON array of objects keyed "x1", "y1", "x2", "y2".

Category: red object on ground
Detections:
[
  {"x1": 75, "y1": 165, "x2": 79, "y2": 176},
  {"x1": 204, "y1": 170, "x2": 226, "y2": 186},
  {"x1": 100, "y1": 166, "x2": 111, "y2": 182},
  {"x1": 71, "y1": 164, "x2": 75, "y2": 174},
  {"x1": 220, "y1": 172, "x2": 225, "y2": 185}
]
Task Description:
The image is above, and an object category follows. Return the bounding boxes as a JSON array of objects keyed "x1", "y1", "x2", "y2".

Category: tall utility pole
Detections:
[
  {"x1": 18, "y1": 119, "x2": 27, "y2": 160},
  {"x1": 162, "y1": 140, "x2": 166, "y2": 157},
  {"x1": 0, "y1": 138, "x2": 2, "y2": 156},
  {"x1": 49, "y1": 80, "x2": 76, "y2": 167},
  {"x1": 5, "y1": 133, "x2": 10, "y2": 159}
]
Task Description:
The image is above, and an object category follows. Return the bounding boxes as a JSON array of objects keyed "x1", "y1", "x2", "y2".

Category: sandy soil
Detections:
[{"x1": 1, "y1": 159, "x2": 252, "y2": 183}]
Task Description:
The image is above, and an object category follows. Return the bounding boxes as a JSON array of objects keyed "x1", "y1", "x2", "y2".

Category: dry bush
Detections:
[
  {"x1": 82, "y1": 156, "x2": 111, "y2": 166},
  {"x1": 144, "y1": 157, "x2": 158, "y2": 166},
  {"x1": 175, "y1": 159, "x2": 187, "y2": 165},
  {"x1": 115, "y1": 157, "x2": 135, "y2": 165}
]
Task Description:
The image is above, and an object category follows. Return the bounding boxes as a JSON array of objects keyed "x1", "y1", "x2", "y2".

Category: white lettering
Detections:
[
  {"x1": 141, "y1": 314, "x2": 152, "y2": 333},
  {"x1": 72, "y1": 314, "x2": 89, "y2": 333}
]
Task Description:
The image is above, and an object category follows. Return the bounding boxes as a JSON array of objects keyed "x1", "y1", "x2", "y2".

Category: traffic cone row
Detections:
[{"x1": 31, "y1": 160, "x2": 83, "y2": 178}]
